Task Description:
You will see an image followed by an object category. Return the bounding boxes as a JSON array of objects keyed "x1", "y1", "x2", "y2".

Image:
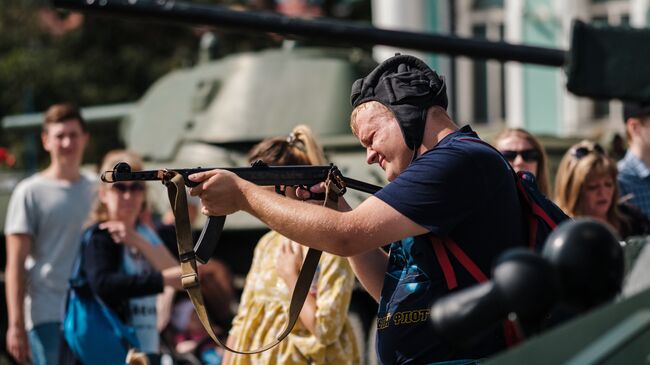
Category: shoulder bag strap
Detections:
[
  {"x1": 429, "y1": 236, "x2": 488, "y2": 290},
  {"x1": 429, "y1": 235, "x2": 523, "y2": 346},
  {"x1": 165, "y1": 171, "x2": 337, "y2": 354}
]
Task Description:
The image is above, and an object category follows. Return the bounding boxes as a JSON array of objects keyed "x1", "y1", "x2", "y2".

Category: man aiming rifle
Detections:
[{"x1": 189, "y1": 54, "x2": 527, "y2": 364}]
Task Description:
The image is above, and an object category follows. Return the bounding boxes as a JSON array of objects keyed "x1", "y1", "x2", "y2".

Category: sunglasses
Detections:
[
  {"x1": 572, "y1": 144, "x2": 605, "y2": 159},
  {"x1": 500, "y1": 149, "x2": 540, "y2": 163},
  {"x1": 111, "y1": 182, "x2": 145, "y2": 193}
]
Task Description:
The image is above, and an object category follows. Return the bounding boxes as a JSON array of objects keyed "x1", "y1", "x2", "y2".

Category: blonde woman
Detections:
[
  {"x1": 493, "y1": 128, "x2": 551, "y2": 196},
  {"x1": 78, "y1": 150, "x2": 181, "y2": 365},
  {"x1": 554, "y1": 141, "x2": 650, "y2": 239},
  {"x1": 222, "y1": 125, "x2": 360, "y2": 365}
]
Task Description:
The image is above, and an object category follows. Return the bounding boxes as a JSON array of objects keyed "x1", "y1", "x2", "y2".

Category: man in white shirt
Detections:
[{"x1": 4, "y1": 103, "x2": 95, "y2": 365}]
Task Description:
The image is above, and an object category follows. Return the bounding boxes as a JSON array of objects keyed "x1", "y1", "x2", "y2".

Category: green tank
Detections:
[
  {"x1": 1, "y1": 46, "x2": 384, "y2": 230},
  {"x1": 486, "y1": 286, "x2": 650, "y2": 365},
  {"x1": 134, "y1": 47, "x2": 384, "y2": 230}
]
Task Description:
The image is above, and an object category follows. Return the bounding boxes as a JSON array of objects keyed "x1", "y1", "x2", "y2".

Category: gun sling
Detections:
[{"x1": 164, "y1": 171, "x2": 339, "y2": 354}]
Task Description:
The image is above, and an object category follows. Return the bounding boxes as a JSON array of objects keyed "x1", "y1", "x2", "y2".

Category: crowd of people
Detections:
[
  {"x1": 3, "y1": 53, "x2": 650, "y2": 365},
  {"x1": 493, "y1": 127, "x2": 650, "y2": 241}
]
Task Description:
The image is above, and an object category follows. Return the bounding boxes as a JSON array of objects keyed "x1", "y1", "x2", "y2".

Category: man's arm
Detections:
[
  {"x1": 98, "y1": 221, "x2": 178, "y2": 270},
  {"x1": 5, "y1": 234, "x2": 31, "y2": 363},
  {"x1": 189, "y1": 169, "x2": 428, "y2": 256},
  {"x1": 348, "y1": 249, "x2": 389, "y2": 302}
]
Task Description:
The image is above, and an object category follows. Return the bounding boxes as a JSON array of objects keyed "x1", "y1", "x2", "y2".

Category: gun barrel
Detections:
[
  {"x1": 52, "y1": 0, "x2": 566, "y2": 67},
  {"x1": 176, "y1": 165, "x2": 337, "y2": 188}
]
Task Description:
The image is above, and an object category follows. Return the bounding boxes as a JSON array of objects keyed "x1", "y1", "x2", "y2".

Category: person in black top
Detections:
[
  {"x1": 83, "y1": 150, "x2": 182, "y2": 364},
  {"x1": 188, "y1": 54, "x2": 526, "y2": 364}
]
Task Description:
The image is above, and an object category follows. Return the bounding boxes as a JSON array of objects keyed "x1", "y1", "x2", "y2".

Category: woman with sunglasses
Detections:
[
  {"x1": 221, "y1": 125, "x2": 360, "y2": 365},
  {"x1": 554, "y1": 141, "x2": 650, "y2": 239},
  {"x1": 69, "y1": 150, "x2": 182, "y2": 365},
  {"x1": 493, "y1": 128, "x2": 551, "y2": 196}
]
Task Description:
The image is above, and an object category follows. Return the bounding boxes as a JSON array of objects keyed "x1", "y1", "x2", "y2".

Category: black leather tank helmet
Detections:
[{"x1": 350, "y1": 54, "x2": 448, "y2": 151}]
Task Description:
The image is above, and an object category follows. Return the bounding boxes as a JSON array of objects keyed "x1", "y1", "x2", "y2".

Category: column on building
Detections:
[
  {"x1": 370, "y1": 0, "x2": 452, "y2": 113},
  {"x1": 455, "y1": 0, "x2": 508, "y2": 127},
  {"x1": 513, "y1": 0, "x2": 563, "y2": 135}
]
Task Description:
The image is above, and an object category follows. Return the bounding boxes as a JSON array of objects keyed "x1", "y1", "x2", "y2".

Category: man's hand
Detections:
[
  {"x1": 6, "y1": 325, "x2": 30, "y2": 363},
  {"x1": 296, "y1": 184, "x2": 352, "y2": 212},
  {"x1": 189, "y1": 169, "x2": 247, "y2": 216},
  {"x1": 5, "y1": 234, "x2": 31, "y2": 364}
]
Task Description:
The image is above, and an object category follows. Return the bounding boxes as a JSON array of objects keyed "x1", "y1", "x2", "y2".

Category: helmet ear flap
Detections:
[{"x1": 350, "y1": 79, "x2": 364, "y2": 107}]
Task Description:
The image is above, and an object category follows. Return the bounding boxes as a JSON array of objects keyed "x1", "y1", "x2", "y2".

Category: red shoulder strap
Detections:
[
  {"x1": 445, "y1": 239, "x2": 488, "y2": 283},
  {"x1": 429, "y1": 235, "x2": 524, "y2": 346},
  {"x1": 431, "y1": 237, "x2": 458, "y2": 289},
  {"x1": 429, "y1": 236, "x2": 488, "y2": 290}
]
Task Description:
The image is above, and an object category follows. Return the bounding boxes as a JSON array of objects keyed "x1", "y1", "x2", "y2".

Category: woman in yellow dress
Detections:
[{"x1": 221, "y1": 125, "x2": 360, "y2": 365}]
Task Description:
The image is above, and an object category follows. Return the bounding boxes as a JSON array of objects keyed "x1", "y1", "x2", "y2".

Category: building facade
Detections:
[{"x1": 371, "y1": 0, "x2": 650, "y2": 137}]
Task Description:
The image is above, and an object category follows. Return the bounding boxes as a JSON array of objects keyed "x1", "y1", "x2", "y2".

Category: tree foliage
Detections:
[
  {"x1": 0, "y1": 0, "x2": 370, "y2": 154},
  {"x1": 0, "y1": 1, "x2": 201, "y2": 119}
]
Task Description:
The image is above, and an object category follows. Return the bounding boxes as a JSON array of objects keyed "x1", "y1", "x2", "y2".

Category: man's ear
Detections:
[
  {"x1": 627, "y1": 118, "x2": 642, "y2": 140},
  {"x1": 41, "y1": 130, "x2": 51, "y2": 152}
]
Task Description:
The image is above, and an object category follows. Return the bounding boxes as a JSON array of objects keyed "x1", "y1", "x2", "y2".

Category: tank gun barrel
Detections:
[{"x1": 52, "y1": 0, "x2": 566, "y2": 67}]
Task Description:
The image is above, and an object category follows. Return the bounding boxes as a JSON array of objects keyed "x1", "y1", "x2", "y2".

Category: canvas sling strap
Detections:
[{"x1": 163, "y1": 171, "x2": 340, "y2": 354}]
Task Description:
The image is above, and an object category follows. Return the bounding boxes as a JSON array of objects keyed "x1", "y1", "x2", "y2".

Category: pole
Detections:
[{"x1": 52, "y1": 0, "x2": 567, "y2": 67}]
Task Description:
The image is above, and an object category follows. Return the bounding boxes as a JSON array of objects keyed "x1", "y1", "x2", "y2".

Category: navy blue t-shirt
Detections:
[{"x1": 374, "y1": 125, "x2": 525, "y2": 364}]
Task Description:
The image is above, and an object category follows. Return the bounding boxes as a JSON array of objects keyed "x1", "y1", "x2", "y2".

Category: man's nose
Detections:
[
  {"x1": 61, "y1": 136, "x2": 74, "y2": 148},
  {"x1": 366, "y1": 148, "x2": 378, "y2": 164}
]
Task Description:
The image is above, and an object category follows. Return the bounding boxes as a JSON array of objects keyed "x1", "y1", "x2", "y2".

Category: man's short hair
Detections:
[
  {"x1": 350, "y1": 54, "x2": 447, "y2": 150},
  {"x1": 623, "y1": 102, "x2": 650, "y2": 122},
  {"x1": 43, "y1": 103, "x2": 87, "y2": 132}
]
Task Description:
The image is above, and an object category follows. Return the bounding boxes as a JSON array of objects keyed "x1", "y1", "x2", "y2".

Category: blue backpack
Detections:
[
  {"x1": 63, "y1": 225, "x2": 140, "y2": 365},
  {"x1": 514, "y1": 169, "x2": 571, "y2": 252},
  {"x1": 458, "y1": 137, "x2": 571, "y2": 251},
  {"x1": 430, "y1": 137, "x2": 571, "y2": 346}
]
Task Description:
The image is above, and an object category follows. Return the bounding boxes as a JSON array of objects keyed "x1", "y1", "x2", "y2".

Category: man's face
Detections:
[
  {"x1": 353, "y1": 104, "x2": 411, "y2": 181},
  {"x1": 41, "y1": 119, "x2": 88, "y2": 167}
]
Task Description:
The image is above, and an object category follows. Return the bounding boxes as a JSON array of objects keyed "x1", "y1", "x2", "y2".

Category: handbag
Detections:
[{"x1": 63, "y1": 225, "x2": 141, "y2": 365}]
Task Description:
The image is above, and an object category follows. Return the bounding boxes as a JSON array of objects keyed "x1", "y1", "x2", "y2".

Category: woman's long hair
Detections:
[
  {"x1": 493, "y1": 128, "x2": 551, "y2": 196},
  {"x1": 248, "y1": 125, "x2": 326, "y2": 166},
  {"x1": 88, "y1": 149, "x2": 145, "y2": 225},
  {"x1": 554, "y1": 140, "x2": 627, "y2": 233}
]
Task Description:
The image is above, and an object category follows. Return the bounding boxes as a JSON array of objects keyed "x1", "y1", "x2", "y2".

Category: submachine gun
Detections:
[
  {"x1": 101, "y1": 161, "x2": 380, "y2": 263},
  {"x1": 101, "y1": 161, "x2": 381, "y2": 353}
]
